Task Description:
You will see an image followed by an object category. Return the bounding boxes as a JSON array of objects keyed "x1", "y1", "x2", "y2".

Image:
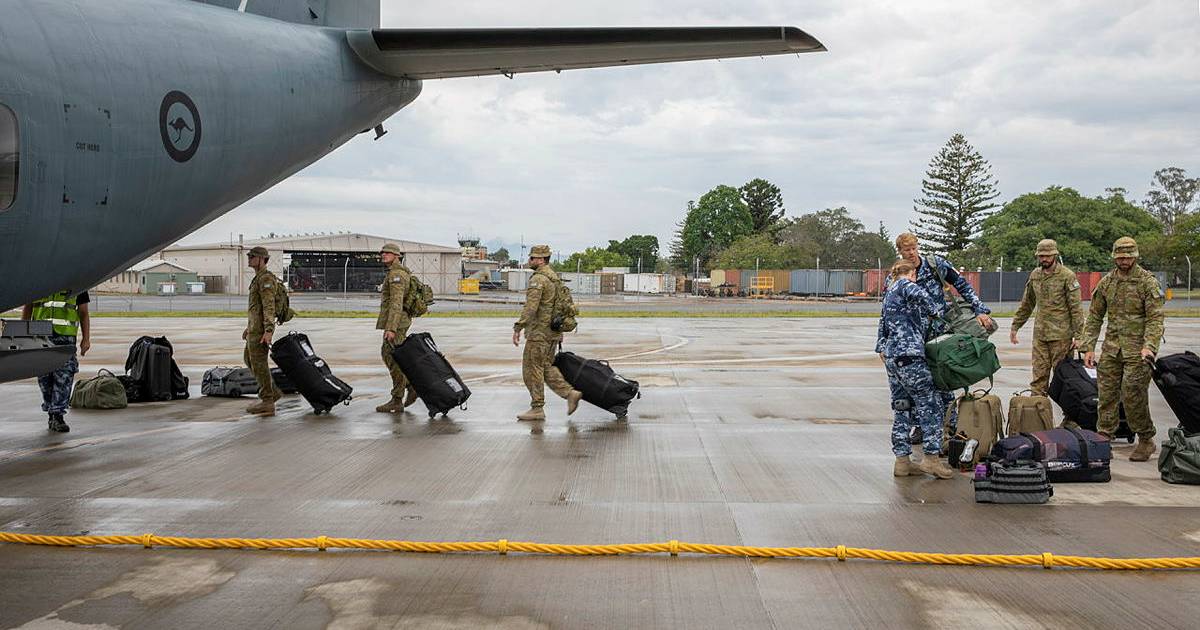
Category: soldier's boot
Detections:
[
  {"x1": 566, "y1": 390, "x2": 583, "y2": 416},
  {"x1": 402, "y1": 386, "x2": 420, "y2": 409},
  {"x1": 375, "y1": 398, "x2": 404, "y2": 413},
  {"x1": 47, "y1": 413, "x2": 70, "y2": 433},
  {"x1": 917, "y1": 456, "x2": 955, "y2": 480},
  {"x1": 894, "y1": 456, "x2": 915, "y2": 477},
  {"x1": 517, "y1": 407, "x2": 546, "y2": 422},
  {"x1": 1060, "y1": 419, "x2": 1080, "y2": 430},
  {"x1": 1129, "y1": 436, "x2": 1157, "y2": 462},
  {"x1": 246, "y1": 400, "x2": 276, "y2": 417}
]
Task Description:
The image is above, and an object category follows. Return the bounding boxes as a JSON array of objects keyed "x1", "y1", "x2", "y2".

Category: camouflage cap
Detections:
[
  {"x1": 529, "y1": 244, "x2": 551, "y2": 258},
  {"x1": 1112, "y1": 236, "x2": 1139, "y2": 259},
  {"x1": 379, "y1": 243, "x2": 403, "y2": 256},
  {"x1": 1035, "y1": 239, "x2": 1059, "y2": 256},
  {"x1": 246, "y1": 246, "x2": 270, "y2": 258}
]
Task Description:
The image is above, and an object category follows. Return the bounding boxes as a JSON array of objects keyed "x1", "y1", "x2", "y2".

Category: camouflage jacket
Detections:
[
  {"x1": 916, "y1": 255, "x2": 990, "y2": 315},
  {"x1": 1011, "y1": 264, "x2": 1084, "y2": 342},
  {"x1": 875, "y1": 278, "x2": 944, "y2": 358},
  {"x1": 514, "y1": 266, "x2": 562, "y2": 342},
  {"x1": 246, "y1": 268, "x2": 280, "y2": 335},
  {"x1": 376, "y1": 261, "x2": 412, "y2": 334},
  {"x1": 1081, "y1": 265, "x2": 1165, "y2": 355}
]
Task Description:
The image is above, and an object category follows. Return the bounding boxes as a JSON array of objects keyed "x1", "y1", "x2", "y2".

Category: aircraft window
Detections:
[{"x1": 0, "y1": 104, "x2": 16, "y2": 211}]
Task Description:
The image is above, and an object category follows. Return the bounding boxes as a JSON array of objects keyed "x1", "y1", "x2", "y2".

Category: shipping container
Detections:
[
  {"x1": 623, "y1": 273, "x2": 672, "y2": 294},
  {"x1": 599, "y1": 273, "x2": 623, "y2": 294},
  {"x1": 710, "y1": 269, "x2": 726, "y2": 287},
  {"x1": 505, "y1": 269, "x2": 533, "y2": 292},
  {"x1": 768, "y1": 270, "x2": 790, "y2": 295},
  {"x1": 739, "y1": 270, "x2": 755, "y2": 291},
  {"x1": 1075, "y1": 271, "x2": 1099, "y2": 299},
  {"x1": 787, "y1": 269, "x2": 863, "y2": 295},
  {"x1": 863, "y1": 269, "x2": 886, "y2": 297},
  {"x1": 789, "y1": 269, "x2": 819, "y2": 295},
  {"x1": 559, "y1": 272, "x2": 602, "y2": 295},
  {"x1": 600, "y1": 267, "x2": 630, "y2": 274},
  {"x1": 723, "y1": 269, "x2": 742, "y2": 291},
  {"x1": 977, "y1": 272, "x2": 1028, "y2": 303}
]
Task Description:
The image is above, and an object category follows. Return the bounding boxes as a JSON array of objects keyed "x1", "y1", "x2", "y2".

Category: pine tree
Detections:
[{"x1": 912, "y1": 133, "x2": 1000, "y2": 254}]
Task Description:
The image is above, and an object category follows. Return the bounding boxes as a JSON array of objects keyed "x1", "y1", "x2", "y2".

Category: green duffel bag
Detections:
[
  {"x1": 924, "y1": 333, "x2": 1001, "y2": 392},
  {"x1": 1158, "y1": 427, "x2": 1200, "y2": 485},
  {"x1": 927, "y1": 256, "x2": 997, "y2": 339},
  {"x1": 70, "y1": 369, "x2": 128, "y2": 410}
]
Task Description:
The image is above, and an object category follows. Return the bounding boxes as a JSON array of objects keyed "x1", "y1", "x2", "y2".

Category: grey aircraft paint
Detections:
[{"x1": 0, "y1": 0, "x2": 822, "y2": 381}]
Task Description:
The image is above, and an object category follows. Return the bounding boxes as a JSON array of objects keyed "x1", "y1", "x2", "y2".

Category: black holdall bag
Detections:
[
  {"x1": 271, "y1": 367, "x2": 298, "y2": 394},
  {"x1": 990, "y1": 427, "x2": 1112, "y2": 483},
  {"x1": 201, "y1": 366, "x2": 259, "y2": 398},
  {"x1": 1151, "y1": 351, "x2": 1200, "y2": 434},
  {"x1": 124, "y1": 336, "x2": 190, "y2": 401},
  {"x1": 1048, "y1": 351, "x2": 1133, "y2": 442},
  {"x1": 553, "y1": 350, "x2": 640, "y2": 418},
  {"x1": 390, "y1": 332, "x2": 471, "y2": 418},
  {"x1": 270, "y1": 332, "x2": 352, "y2": 414}
]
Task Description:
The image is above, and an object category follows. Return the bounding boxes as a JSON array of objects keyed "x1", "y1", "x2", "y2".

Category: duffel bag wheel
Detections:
[{"x1": 428, "y1": 411, "x2": 436, "y2": 419}]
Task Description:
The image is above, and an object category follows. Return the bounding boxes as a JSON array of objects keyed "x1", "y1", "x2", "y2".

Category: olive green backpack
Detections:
[
  {"x1": 550, "y1": 278, "x2": 578, "y2": 333},
  {"x1": 70, "y1": 369, "x2": 128, "y2": 409},
  {"x1": 1158, "y1": 428, "x2": 1200, "y2": 485},
  {"x1": 404, "y1": 273, "x2": 435, "y2": 318}
]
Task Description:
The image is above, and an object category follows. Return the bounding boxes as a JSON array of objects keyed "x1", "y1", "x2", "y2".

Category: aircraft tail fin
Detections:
[{"x1": 192, "y1": 1, "x2": 379, "y2": 29}]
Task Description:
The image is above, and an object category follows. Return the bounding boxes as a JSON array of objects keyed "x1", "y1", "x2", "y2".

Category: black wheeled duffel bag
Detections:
[
  {"x1": 553, "y1": 351, "x2": 639, "y2": 418},
  {"x1": 270, "y1": 332, "x2": 352, "y2": 414},
  {"x1": 1152, "y1": 351, "x2": 1200, "y2": 434},
  {"x1": 1048, "y1": 352, "x2": 1133, "y2": 442},
  {"x1": 390, "y1": 332, "x2": 470, "y2": 418},
  {"x1": 270, "y1": 367, "x2": 298, "y2": 394}
]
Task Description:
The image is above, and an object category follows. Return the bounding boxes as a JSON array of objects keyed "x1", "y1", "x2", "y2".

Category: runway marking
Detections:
[
  {"x1": 462, "y1": 334, "x2": 689, "y2": 383},
  {"x1": 0, "y1": 426, "x2": 189, "y2": 462},
  {"x1": 901, "y1": 580, "x2": 1073, "y2": 628},
  {"x1": 619, "y1": 350, "x2": 878, "y2": 366},
  {"x1": 306, "y1": 578, "x2": 547, "y2": 630}
]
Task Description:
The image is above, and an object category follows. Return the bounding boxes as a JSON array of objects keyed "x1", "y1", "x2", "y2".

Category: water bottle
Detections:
[{"x1": 960, "y1": 439, "x2": 979, "y2": 464}]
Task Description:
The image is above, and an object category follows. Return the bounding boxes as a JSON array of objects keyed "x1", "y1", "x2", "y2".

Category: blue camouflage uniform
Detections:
[
  {"x1": 916, "y1": 255, "x2": 991, "y2": 432},
  {"x1": 876, "y1": 278, "x2": 945, "y2": 457}
]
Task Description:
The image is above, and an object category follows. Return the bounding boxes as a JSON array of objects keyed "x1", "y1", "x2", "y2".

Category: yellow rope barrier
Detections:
[{"x1": 1, "y1": 531, "x2": 1197, "y2": 571}]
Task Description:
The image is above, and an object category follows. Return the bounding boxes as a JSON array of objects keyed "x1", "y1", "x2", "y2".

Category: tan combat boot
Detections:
[
  {"x1": 375, "y1": 398, "x2": 404, "y2": 413},
  {"x1": 517, "y1": 407, "x2": 546, "y2": 422},
  {"x1": 894, "y1": 456, "x2": 916, "y2": 477},
  {"x1": 917, "y1": 456, "x2": 955, "y2": 479},
  {"x1": 246, "y1": 400, "x2": 276, "y2": 417},
  {"x1": 403, "y1": 386, "x2": 420, "y2": 409},
  {"x1": 1129, "y1": 436, "x2": 1158, "y2": 462},
  {"x1": 566, "y1": 390, "x2": 583, "y2": 415}
]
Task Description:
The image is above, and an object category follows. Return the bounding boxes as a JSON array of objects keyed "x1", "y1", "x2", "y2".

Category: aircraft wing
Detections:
[{"x1": 346, "y1": 27, "x2": 825, "y2": 80}]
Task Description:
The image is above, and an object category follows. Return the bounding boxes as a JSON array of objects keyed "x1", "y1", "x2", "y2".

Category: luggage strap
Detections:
[
  {"x1": 1017, "y1": 432, "x2": 1044, "y2": 461},
  {"x1": 1065, "y1": 427, "x2": 1091, "y2": 464}
]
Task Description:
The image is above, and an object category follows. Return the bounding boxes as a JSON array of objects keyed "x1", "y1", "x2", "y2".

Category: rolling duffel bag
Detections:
[
  {"x1": 973, "y1": 460, "x2": 1053, "y2": 504},
  {"x1": 1007, "y1": 390, "x2": 1054, "y2": 436},
  {"x1": 924, "y1": 333, "x2": 1001, "y2": 392},
  {"x1": 1048, "y1": 352, "x2": 1134, "y2": 442},
  {"x1": 69, "y1": 369, "x2": 128, "y2": 409},
  {"x1": 1151, "y1": 352, "x2": 1200, "y2": 435},
  {"x1": 553, "y1": 351, "x2": 640, "y2": 418},
  {"x1": 201, "y1": 366, "x2": 259, "y2": 397},
  {"x1": 991, "y1": 427, "x2": 1112, "y2": 483},
  {"x1": 270, "y1": 332, "x2": 352, "y2": 414},
  {"x1": 390, "y1": 332, "x2": 471, "y2": 418},
  {"x1": 1157, "y1": 427, "x2": 1200, "y2": 485},
  {"x1": 125, "y1": 338, "x2": 173, "y2": 401}
]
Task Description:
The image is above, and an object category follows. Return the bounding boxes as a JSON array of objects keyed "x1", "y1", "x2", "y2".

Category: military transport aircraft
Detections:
[{"x1": 0, "y1": 0, "x2": 824, "y2": 382}]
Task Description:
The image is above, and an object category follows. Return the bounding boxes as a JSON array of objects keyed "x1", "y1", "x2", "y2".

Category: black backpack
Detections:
[{"x1": 124, "y1": 336, "x2": 189, "y2": 401}]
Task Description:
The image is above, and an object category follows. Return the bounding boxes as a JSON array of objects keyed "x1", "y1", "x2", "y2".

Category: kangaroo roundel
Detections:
[{"x1": 159, "y1": 90, "x2": 202, "y2": 162}]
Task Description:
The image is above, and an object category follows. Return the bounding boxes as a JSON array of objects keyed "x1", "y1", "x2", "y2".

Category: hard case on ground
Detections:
[
  {"x1": 390, "y1": 332, "x2": 471, "y2": 417},
  {"x1": 553, "y1": 351, "x2": 640, "y2": 418},
  {"x1": 269, "y1": 332, "x2": 352, "y2": 414},
  {"x1": 1048, "y1": 353, "x2": 1133, "y2": 442},
  {"x1": 202, "y1": 366, "x2": 259, "y2": 397},
  {"x1": 990, "y1": 427, "x2": 1112, "y2": 483},
  {"x1": 1151, "y1": 352, "x2": 1200, "y2": 434}
]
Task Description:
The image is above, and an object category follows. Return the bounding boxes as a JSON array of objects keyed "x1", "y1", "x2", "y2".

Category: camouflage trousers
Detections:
[
  {"x1": 244, "y1": 339, "x2": 280, "y2": 403},
  {"x1": 39, "y1": 334, "x2": 78, "y2": 415},
  {"x1": 1031, "y1": 338, "x2": 1074, "y2": 396},
  {"x1": 523, "y1": 341, "x2": 572, "y2": 409},
  {"x1": 884, "y1": 356, "x2": 945, "y2": 457},
  {"x1": 381, "y1": 329, "x2": 411, "y2": 402},
  {"x1": 1097, "y1": 347, "x2": 1154, "y2": 439}
]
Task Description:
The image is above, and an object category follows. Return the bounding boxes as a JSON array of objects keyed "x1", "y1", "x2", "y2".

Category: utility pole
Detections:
[{"x1": 1187, "y1": 255, "x2": 1193, "y2": 305}]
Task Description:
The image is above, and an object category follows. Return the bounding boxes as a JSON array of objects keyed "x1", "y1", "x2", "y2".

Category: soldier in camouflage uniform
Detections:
[
  {"x1": 1081, "y1": 237, "x2": 1165, "y2": 462},
  {"x1": 876, "y1": 259, "x2": 954, "y2": 479},
  {"x1": 242, "y1": 246, "x2": 282, "y2": 416},
  {"x1": 1010, "y1": 239, "x2": 1084, "y2": 396},
  {"x1": 512, "y1": 245, "x2": 582, "y2": 422},
  {"x1": 375, "y1": 243, "x2": 419, "y2": 413}
]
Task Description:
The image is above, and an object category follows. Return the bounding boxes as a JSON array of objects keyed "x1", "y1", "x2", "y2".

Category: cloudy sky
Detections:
[{"x1": 183, "y1": 0, "x2": 1200, "y2": 258}]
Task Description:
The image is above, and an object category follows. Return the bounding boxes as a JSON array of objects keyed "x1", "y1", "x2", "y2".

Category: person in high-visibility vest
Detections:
[{"x1": 22, "y1": 289, "x2": 92, "y2": 432}]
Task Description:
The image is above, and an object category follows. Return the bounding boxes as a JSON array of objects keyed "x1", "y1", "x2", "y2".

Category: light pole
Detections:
[
  {"x1": 1187, "y1": 255, "x2": 1193, "y2": 305},
  {"x1": 343, "y1": 255, "x2": 350, "y2": 302}
]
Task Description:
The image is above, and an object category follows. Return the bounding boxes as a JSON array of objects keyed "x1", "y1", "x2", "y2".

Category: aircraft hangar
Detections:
[{"x1": 158, "y1": 233, "x2": 463, "y2": 295}]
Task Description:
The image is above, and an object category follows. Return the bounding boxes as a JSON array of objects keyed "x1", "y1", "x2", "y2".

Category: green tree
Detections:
[
  {"x1": 488, "y1": 247, "x2": 510, "y2": 263},
  {"x1": 775, "y1": 207, "x2": 891, "y2": 268},
  {"x1": 712, "y1": 234, "x2": 810, "y2": 269},
  {"x1": 1144, "y1": 167, "x2": 1199, "y2": 236},
  {"x1": 553, "y1": 247, "x2": 631, "y2": 273},
  {"x1": 912, "y1": 133, "x2": 1001, "y2": 254},
  {"x1": 739, "y1": 178, "x2": 786, "y2": 234},
  {"x1": 975, "y1": 186, "x2": 1162, "y2": 271},
  {"x1": 607, "y1": 235, "x2": 659, "y2": 271},
  {"x1": 678, "y1": 185, "x2": 753, "y2": 270}
]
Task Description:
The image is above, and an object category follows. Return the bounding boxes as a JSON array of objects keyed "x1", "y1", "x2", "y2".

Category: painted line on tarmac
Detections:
[
  {"x1": 0, "y1": 426, "x2": 189, "y2": 462},
  {"x1": 606, "y1": 334, "x2": 689, "y2": 361},
  {"x1": 619, "y1": 350, "x2": 878, "y2": 366}
]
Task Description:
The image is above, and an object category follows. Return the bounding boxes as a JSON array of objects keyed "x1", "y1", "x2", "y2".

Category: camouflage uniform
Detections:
[
  {"x1": 1012, "y1": 245, "x2": 1084, "y2": 396},
  {"x1": 1081, "y1": 239, "x2": 1165, "y2": 440},
  {"x1": 515, "y1": 251, "x2": 572, "y2": 410},
  {"x1": 916, "y1": 255, "x2": 991, "y2": 432},
  {"x1": 377, "y1": 257, "x2": 413, "y2": 403},
  {"x1": 245, "y1": 259, "x2": 281, "y2": 404},
  {"x1": 876, "y1": 277, "x2": 946, "y2": 456}
]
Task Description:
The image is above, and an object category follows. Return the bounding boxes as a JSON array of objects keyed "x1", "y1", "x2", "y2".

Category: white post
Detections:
[
  {"x1": 878, "y1": 257, "x2": 883, "y2": 301},
  {"x1": 1187, "y1": 255, "x2": 1193, "y2": 305},
  {"x1": 343, "y1": 256, "x2": 349, "y2": 302},
  {"x1": 999, "y1": 256, "x2": 1004, "y2": 305}
]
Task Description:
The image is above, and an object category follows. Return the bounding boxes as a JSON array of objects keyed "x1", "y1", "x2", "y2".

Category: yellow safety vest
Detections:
[{"x1": 31, "y1": 292, "x2": 81, "y2": 336}]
